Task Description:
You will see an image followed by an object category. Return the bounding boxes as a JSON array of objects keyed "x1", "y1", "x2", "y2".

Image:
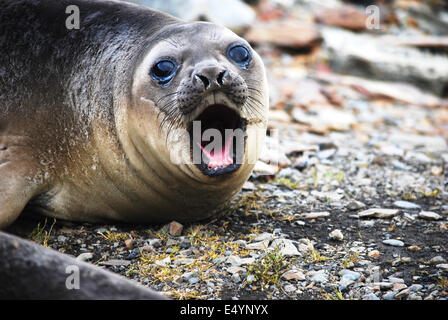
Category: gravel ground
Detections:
[{"x1": 5, "y1": 0, "x2": 448, "y2": 301}]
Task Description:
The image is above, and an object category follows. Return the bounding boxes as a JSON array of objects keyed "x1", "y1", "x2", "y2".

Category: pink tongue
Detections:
[{"x1": 198, "y1": 133, "x2": 234, "y2": 168}]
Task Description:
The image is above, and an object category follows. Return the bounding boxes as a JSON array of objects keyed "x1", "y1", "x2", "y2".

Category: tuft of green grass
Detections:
[
  {"x1": 98, "y1": 230, "x2": 129, "y2": 242},
  {"x1": 233, "y1": 190, "x2": 266, "y2": 217},
  {"x1": 323, "y1": 288, "x2": 345, "y2": 300},
  {"x1": 28, "y1": 218, "x2": 56, "y2": 247},
  {"x1": 341, "y1": 251, "x2": 359, "y2": 268},
  {"x1": 272, "y1": 177, "x2": 299, "y2": 190},
  {"x1": 306, "y1": 248, "x2": 328, "y2": 263},
  {"x1": 246, "y1": 246, "x2": 289, "y2": 287},
  {"x1": 438, "y1": 276, "x2": 448, "y2": 290}
]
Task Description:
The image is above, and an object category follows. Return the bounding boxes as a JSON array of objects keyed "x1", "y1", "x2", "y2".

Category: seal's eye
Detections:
[
  {"x1": 150, "y1": 59, "x2": 178, "y2": 86},
  {"x1": 227, "y1": 45, "x2": 252, "y2": 69}
]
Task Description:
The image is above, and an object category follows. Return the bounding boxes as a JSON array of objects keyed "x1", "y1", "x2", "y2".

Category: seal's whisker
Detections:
[
  {"x1": 247, "y1": 95, "x2": 264, "y2": 108},
  {"x1": 156, "y1": 91, "x2": 179, "y2": 105},
  {"x1": 247, "y1": 87, "x2": 264, "y2": 97},
  {"x1": 243, "y1": 103, "x2": 259, "y2": 120},
  {"x1": 244, "y1": 100, "x2": 265, "y2": 120}
]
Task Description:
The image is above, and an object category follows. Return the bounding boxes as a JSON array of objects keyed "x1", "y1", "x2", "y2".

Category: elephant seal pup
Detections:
[{"x1": 0, "y1": 0, "x2": 268, "y2": 228}]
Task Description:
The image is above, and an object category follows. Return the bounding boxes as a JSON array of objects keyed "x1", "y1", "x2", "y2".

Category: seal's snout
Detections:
[
  {"x1": 193, "y1": 65, "x2": 228, "y2": 90},
  {"x1": 178, "y1": 65, "x2": 248, "y2": 116}
]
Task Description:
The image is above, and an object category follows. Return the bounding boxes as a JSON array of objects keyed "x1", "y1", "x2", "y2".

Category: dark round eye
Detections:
[
  {"x1": 227, "y1": 45, "x2": 252, "y2": 69},
  {"x1": 150, "y1": 59, "x2": 178, "y2": 86}
]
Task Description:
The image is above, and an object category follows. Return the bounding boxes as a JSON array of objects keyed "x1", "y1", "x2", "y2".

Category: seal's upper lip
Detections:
[{"x1": 188, "y1": 104, "x2": 247, "y2": 177}]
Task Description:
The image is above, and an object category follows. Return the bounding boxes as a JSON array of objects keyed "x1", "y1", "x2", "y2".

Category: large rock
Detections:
[
  {"x1": 315, "y1": 5, "x2": 368, "y2": 31},
  {"x1": 245, "y1": 20, "x2": 321, "y2": 49},
  {"x1": 0, "y1": 231, "x2": 166, "y2": 299},
  {"x1": 320, "y1": 27, "x2": 448, "y2": 96}
]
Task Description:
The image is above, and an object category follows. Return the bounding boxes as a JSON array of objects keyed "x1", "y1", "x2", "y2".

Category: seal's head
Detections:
[{"x1": 123, "y1": 21, "x2": 268, "y2": 220}]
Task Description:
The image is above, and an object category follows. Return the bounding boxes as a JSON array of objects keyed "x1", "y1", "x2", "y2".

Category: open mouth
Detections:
[{"x1": 188, "y1": 104, "x2": 247, "y2": 176}]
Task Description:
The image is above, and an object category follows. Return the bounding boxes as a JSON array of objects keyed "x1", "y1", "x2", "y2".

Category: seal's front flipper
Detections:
[{"x1": 0, "y1": 160, "x2": 41, "y2": 229}]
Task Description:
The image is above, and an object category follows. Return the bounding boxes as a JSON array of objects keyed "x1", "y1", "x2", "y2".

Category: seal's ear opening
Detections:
[{"x1": 189, "y1": 104, "x2": 247, "y2": 176}]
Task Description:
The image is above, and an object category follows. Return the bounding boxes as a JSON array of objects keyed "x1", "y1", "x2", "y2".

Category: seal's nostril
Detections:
[
  {"x1": 217, "y1": 70, "x2": 227, "y2": 86},
  {"x1": 195, "y1": 74, "x2": 210, "y2": 90}
]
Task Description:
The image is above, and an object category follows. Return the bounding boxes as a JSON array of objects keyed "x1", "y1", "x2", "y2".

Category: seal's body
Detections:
[{"x1": 0, "y1": 0, "x2": 268, "y2": 228}]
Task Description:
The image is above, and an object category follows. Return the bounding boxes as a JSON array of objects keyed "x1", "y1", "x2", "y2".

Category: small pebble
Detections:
[
  {"x1": 419, "y1": 211, "x2": 441, "y2": 220},
  {"x1": 362, "y1": 293, "x2": 380, "y2": 300},
  {"x1": 329, "y1": 229, "x2": 344, "y2": 241},
  {"x1": 246, "y1": 240, "x2": 270, "y2": 250},
  {"x1": 395, "y1": 288, "x2": 410, "y2": 299},
  {"x1": 308, "y1": 270, "x2": 328, "y2": 283},
  {"x1": 301, "y1": 211, "x2": 330, "y2": 219},
  {"x1": 76, "y1": 252, "x2": 93, "y2": 261},
  {"x1": 358, "y1": 208, "x2": 400, "y2": 219},
  {"x1": 125, "y1": 239, "x2": 134, "y2": 250},
  {"x1": 436, "y1": 264, "x2": 448, "y2": 271},
  {"x1": 368, "y1": 250, "x2": 380, "y2": 258},
  {"x1": 189, "y1": 277, "x2": 200, "y2": 285},
  {"x1": 408, "y1": 293, "x2": 422, "y2": 300},
  {"x1": 383, "y1": 291, "x2": 396, "y2": 300},
  {"x1": 284, "y1": 284, "x2": 296, "y2": 293},
  {"x1": 428, "y1": 256, "x2": 446, "y2": 264},
  {"x1": 282, "y1": 269, "x2": 306, "y2": 281},
  {"x1": 231, "y1": 273, "x2": 241, "y2": 283},
  {"x1": 383, "y1": 239, "x2": 404, "y2": 247},
  {"x1": 155, "y1": 257, "x2": 171, "y2": 267},
  {"x1": 393, "y1": 201, "x2": 420, "y2": 210}
]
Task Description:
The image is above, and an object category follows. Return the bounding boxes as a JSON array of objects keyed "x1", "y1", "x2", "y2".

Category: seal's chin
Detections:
[{"x1": 188, "y1": 104, "x2": 247, "y2": 177}]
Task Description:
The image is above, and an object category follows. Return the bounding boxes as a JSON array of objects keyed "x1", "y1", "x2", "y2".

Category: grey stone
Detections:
[
  {"x1": 246, "y1": 240, "x2": 270, "y2": 250},
  {"x1": 231, "y1": 273, "x2": 241, "y2": 283},
  {"x1": 269, "y1": 239, "x2": 300, "y2": 257},
  {"x1": 0, "y1": 231, "x2": 165, "y2": 299},
  {"x1": 57, "y1": 235, "x2": 67, "y2": 243},
  {"x1": 393, "y1": 201, "x2": 421, "y2": 210},
  {"x1": 281, "y1": 269, "x2": 306, "y2": 281},
  {"x1": 100, "y1": 259, "x2": 131, "y2": 267},
  {"x1": 395, "y1": 288, "x2": 410, "y2": 299},
  {"x1": 436, "y1": 264, "x2": 448, "y2": 271},
  {"x1": 408, "y1": 293, "x2": 422, "y2": 300},
  {"x1": 419, "y1": 211, "x2": 442, "y2": 220},
  {"x1": 358, "y1": 208, "x2": 400, "y2": 219},
  {"x1": 189, "y1": 277, "x2": 200, "y2": 285},
  {"x1": 362, "y1": 293, "x2": 380, "y2": 300},
  {"x1": 347, "y1": 200, "x2": 366, "y2": 210},
  {"x1": 76, "y1": 252, "x2": 93, "y2": 262},
  {"x1": 340, "y1": 270, "x2": 361, "y2": 281},
  {"x1": 227, "y1": 255, "x2": 255, "y2": 266},
  {"x1": 155, "y1": 257, "x2": 171, "y2": 267},
  {"x1": 409, "y1": 284, "x2": 423, "y2": 292},
  {"x1": 173, "y1": 257, "x2": 194, "y2": 265},
  {"x1": 226, "y1": 266, "x2": 246, "y2": 274},
  {"x1": 383, "y1": 291, "x2": 396, "y2": 300},
  {"x1": 329, "y1": 229, "x2": 344, "y2": 241},
  {"x1": 284, "y1": 284, "x2": 296, "y2": 293},
  {"x1": 308, "y1": 270, "x2": 328, "y2": 283},
  {"x1": 429, "y1": 256, "x2": 446, "y2": 264},
  {"x1": 254, "y1": 233, "x2": 275, "y2": 242},
  {"x1": 383, "y1": 239, "x2": 405, "y2": 247}
]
